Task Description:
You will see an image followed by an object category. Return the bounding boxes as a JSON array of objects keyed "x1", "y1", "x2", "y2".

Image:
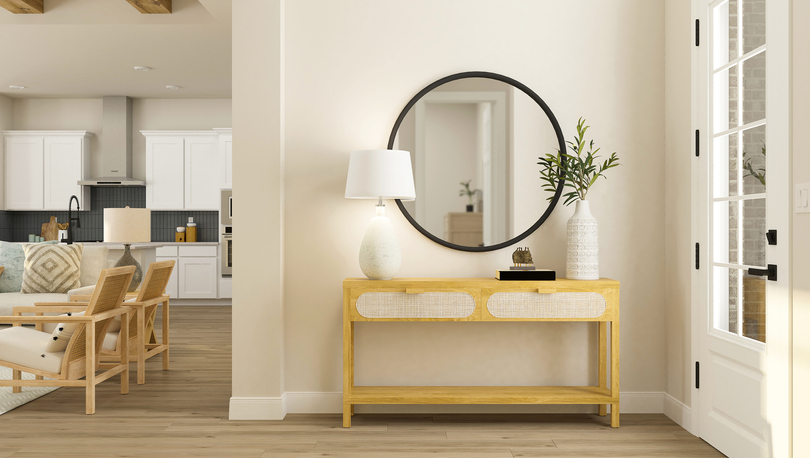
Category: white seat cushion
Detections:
[
  {"x1": 102, "y1": 332, "x2": 118, "y2": 352},
  {"x1": 0, "y1": 326, "x2": 65, "y2": 374}
]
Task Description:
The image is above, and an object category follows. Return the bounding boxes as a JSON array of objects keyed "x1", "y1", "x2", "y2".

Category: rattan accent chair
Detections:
[
  {"x1": 74, "y1": 260, "x2": 175, "y2": 385},
  {"x1": 0, "y1": 266, "x2": 135, "y2": 414}
]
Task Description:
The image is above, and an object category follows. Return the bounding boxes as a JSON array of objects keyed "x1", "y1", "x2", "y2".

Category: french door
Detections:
[{"x1": 694, "y1": 0, "x2": 790, "y2": 457}]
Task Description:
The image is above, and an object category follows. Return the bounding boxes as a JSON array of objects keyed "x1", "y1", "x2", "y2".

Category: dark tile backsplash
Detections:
[{"x1": 0, "y1": 187, "x2": 219, "y2": 243}]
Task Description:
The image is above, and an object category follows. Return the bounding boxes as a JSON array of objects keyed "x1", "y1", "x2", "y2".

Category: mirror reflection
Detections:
[{"x1": 392, "y1": 77, "x2": 561, "y2": 248}]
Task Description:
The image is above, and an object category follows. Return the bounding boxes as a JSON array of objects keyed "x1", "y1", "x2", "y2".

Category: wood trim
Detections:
[
  {"x1": 0, "y1": 0, "x2": 43, "y2": 14},
  {"x1": 126, "y1": 0, "x2": 171, "y2": 14}
]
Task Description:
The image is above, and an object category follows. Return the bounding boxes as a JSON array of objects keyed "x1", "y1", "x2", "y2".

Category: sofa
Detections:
[{"x1": 0, "y1": 243, "x2": 109, "y2": 316}]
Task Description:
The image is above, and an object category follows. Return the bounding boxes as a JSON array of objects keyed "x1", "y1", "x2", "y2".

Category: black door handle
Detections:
[{"x1": 748, "y1": 264, "x2": 777, "y2": 281}]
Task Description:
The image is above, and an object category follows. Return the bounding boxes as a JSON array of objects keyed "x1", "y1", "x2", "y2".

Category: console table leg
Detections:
[
  {"x1": 598, "y1": 321, "x2": 607, "y2": 416},
  {"x1": 610, "y1": 319, "x2": 620, "y2": 428},
  {"x1": 343, "y1": 402, "x2": 352, "y2": 427}
]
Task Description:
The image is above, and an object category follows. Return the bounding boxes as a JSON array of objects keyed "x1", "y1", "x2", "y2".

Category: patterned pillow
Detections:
[
  {"x1": 0, "y1": 241, "x2": 58, "y2": 293},
  {"x1": 21, "y1": 244, "x2": 83, "y2": 294}
]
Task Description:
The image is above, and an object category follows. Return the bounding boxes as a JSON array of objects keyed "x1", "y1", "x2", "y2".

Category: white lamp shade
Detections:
[
  {"x1": 103, "y1": 207, "x2": 151, "y2": 243},
  {"x1": 345, "y1": 150, "x2": 416, "y2": 200}
]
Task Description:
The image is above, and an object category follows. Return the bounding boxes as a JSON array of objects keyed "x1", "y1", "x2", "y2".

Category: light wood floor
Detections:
[{"x1": 0, "y1": 306, "x2": 724, "y2": 457}]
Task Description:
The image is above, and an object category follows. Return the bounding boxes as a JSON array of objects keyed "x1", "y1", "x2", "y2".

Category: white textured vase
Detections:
[
  {"x1": 359, "y1": 206, "x2": 401, "y2": 280},
  {"x1": 566, "y1": 200, "x2": 599, "y2": 280}
]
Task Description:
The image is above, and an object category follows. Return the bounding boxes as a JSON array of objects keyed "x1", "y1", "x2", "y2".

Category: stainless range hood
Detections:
[{"x1": 78, "y1": 96, "x2": 146, "y2": 187}]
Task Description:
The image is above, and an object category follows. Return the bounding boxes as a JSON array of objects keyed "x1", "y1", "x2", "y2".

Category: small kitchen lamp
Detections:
[
  {"x1": 345, "y1": 150, "x2": 415, "y2": 280},
  {"x1": 104, "y1": 207, "x2": 151, "y2": 292}
]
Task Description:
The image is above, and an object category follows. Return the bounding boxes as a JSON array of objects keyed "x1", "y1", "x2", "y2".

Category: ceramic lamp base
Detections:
[
  {"x1": 359, "y1": 206, "x2": 401, "y2": 280},
  {"x1": 115, "y1": 244, "x2": 143, "y2": 292}
]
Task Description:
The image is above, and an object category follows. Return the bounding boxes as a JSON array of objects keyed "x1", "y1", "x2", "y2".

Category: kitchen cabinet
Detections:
[
  {"x1": 214, "y1": 128, "x2": 232, "y2": 189},
  {"x1": 4, "y1": 131, "x2": 92, "y2": 210},
  {"x1": 143, "y1": 131, "x2": 219, "y2": 210},
  {"x1": 156, "y1": 245, "x2": 218, "y2": 299}
]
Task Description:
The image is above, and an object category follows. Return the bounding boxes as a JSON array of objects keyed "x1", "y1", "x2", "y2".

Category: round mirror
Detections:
[{"x1": 389, "y1": 72, "x2": 566, "y2": 252}]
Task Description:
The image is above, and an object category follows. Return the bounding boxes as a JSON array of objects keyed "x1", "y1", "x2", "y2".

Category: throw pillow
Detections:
[
  {"x1": 45, "y1": 311, "x2": 85, "y2": 353},
  {"x1": 21, "y1": 244, "x2": 83, "y2": 294},
  {"x1": 0, "y1": 241, "x2": 58, "y2": 293}
]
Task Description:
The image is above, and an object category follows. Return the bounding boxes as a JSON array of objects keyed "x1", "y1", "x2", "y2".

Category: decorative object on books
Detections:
[
  {"x1": 345, "y1": 150, "x2": 416, "y2": 280},
  {"x1": 21, "y1": 244, "x2": 83, "y2": 294},
  {"x1": 387, "y1": 71, "x2": 566, "y2": 252},
  {"x1": 459, "y1": 180, "x2": 479, "y2": 212},
  {"x1": 104, "y1": 207, "x2": 151, "y2": 292},
  {"x1": 511, "y1": 246, "x2": 534, "y2": 270},
  {"x1": 538, "y1": 118, "x2": 621, "y2": 280}
]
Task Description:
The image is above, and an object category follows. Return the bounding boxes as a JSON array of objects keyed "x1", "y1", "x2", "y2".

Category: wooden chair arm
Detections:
[
  {"x1": 14, "y1": 305, "x2": 87, "y2": 314},
  {"x1": 34, "y1": 301, "x2": 88, "y2": 307},
  {"x1": 70, "y1": 295, "x2": 92, "y2": 302},
  {"x1": 0, "y1": 315, "x2": 91, "y2": 324}
]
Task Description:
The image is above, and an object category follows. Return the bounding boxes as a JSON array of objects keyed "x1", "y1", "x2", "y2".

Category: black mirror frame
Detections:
[{"x1": 388, "y1": 71, "x2": 567, "y2": 252}]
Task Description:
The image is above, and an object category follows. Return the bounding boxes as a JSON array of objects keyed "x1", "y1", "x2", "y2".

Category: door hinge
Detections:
[
  {"x1": 696, "y1": 361, "x2": 700, "y2": 389},
  {"x1": 695, "y1": 19, "x2": 700, "y2": 46},
  {"x1": 695, "y1": 130, "x2": 700, "y2": 157},
  {"x1": 695, "y1": 242, "x2": 700, "y2": 269}
]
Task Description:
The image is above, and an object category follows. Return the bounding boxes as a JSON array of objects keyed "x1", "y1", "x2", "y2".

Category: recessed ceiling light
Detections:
[
  {"x1": 9, "y1": 85, "x2": 25, "y2": 90},
  {"x1": 166, "y1": 85, "x2": 182, "y2": 90},
  {"x1": 134, "y1": 66, "x2": 152, "y2": 71}
]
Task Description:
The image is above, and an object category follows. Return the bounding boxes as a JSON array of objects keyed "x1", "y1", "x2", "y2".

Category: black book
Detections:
[{"x1": 496, "y1": 269, "x2": 556, "y2": 281}]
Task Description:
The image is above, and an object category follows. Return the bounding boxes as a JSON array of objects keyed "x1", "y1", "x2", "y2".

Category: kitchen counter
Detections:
[{"x1": 75, "y1": 241, "x2": 219, "y2": 249}]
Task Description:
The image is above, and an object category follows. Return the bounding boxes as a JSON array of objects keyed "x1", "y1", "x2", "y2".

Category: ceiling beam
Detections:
[
  {"x1": 0, "y1": 0, "x2": 43, "y2": 14},
  {"x1": 126, "y1": 0, "x2": 171, "y2": 14}
]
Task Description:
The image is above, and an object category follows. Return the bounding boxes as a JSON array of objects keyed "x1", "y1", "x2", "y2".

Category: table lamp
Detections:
[
  {"x1": 345, "y1": 150, "x2": 416, "y2": 280},
  {"x1": 104, "y1": 207, "x2": 151, "y2": 292}
]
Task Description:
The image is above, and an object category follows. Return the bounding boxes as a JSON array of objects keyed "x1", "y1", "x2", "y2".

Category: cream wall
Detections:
[
  {"x1": 10, "y1": 98, "x2": 231, "y2": 181},
  {"x1": 663, "y1": 0, "x2": 693, "y2": 421},
  {"x1": 793, "y1": 0, "x2": 809, "y2": 455},
  {"x1": 281, "y1": 0, "x2": 666, "y2": 408},
  {"x1": 0, "y1": 94, "x2": 11, "y2": 209}
]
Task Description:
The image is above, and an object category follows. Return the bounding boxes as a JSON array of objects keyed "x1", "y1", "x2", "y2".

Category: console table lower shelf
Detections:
[{"x1": 342, "y1": 277, "x2": 620, "y2": 428}]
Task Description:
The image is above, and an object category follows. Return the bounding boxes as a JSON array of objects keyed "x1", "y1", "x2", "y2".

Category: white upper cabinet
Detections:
[
  {"x1": 214, "y1": 128, "x2": 232, "y2": 189},
  {"x1": 4, "y1": 131, "x2": 92, "y2": 211},
  {"x1": 184, "y1": 135, "x2": 219, "y2": 210},
  {"x1": 145, "y1": 135, "x2": 185, "y2": 210},
  {"x1": 143, "y1": 131, "x2": 219, "y2": 210}
]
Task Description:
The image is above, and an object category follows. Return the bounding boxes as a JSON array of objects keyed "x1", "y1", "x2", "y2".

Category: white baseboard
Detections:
[
  {"x1": 170, "y1": 299, "x2": 232, "y2": 306},
  {"x1": 663, "y1": 393, "x2": 694, "y2": 434},
  {"x1": 229, "y1": 396, "x2": 286, "y2": 420},
  {"x1": 278, "y1": 391, "x2": 668, "y2": 415}
]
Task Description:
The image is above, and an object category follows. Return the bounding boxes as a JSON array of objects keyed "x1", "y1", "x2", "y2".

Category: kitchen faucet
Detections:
[{"x1": 67, "y1": 195, "x2": 81, "y2": 244}]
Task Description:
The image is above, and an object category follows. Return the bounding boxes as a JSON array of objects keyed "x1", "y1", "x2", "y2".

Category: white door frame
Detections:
[
  {"x1": 690, "y1": 0, "x2": 792, "y2": 455},
  {"x1": 413, "y1": 91, "x2": 507, "y2": 242}
]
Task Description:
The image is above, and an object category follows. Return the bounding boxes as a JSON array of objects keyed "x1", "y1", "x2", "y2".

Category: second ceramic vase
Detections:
[{"x1": 566, "y1": 200, "x2": 599, "y2": 280}]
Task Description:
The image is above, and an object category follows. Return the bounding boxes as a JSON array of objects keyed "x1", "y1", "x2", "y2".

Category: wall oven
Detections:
[{"x1": 221, "y1": 225, "x2": 232, "y2": 277}]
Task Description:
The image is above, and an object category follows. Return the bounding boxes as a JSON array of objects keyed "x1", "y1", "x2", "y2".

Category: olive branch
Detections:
[{"x1": 538, "y1": 118, "x2": 620, "y2": 206}]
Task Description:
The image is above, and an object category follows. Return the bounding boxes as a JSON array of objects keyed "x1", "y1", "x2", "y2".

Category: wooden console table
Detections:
[{"x1": 342, "y1": 277, "x2": 620, "y2": 428}]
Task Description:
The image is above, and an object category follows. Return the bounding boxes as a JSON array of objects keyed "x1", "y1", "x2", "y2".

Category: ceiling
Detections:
[{"x1": 0, "y1": 0, "x2": 231, "y2": 99}]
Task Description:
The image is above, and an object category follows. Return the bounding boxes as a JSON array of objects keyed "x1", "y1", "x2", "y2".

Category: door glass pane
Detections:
[
  {"x1": 742, "y1": 0, "x2": 766, "y2": 53},
  {"x1": 742, "y1": 51, "x2": 766, "y2": 125},
  {"x1": 713, "y1": 201, "x2": 738, "y2": 265},
  {"x1": 713, "y1": 266, "x2": 739, "y2": 334},
  {"x1": 742, "y1": 124, "x2": 766, "y2": 194},
  {"x1": 742, "y1": 272, "x2": 766, "y2": 342},
  {"x1": 713, "y1": 65, "x2": 739, "y2": 134},
  {"x1": 713, "y1": 134, "x2": 738, "y2": 197},
  {"x1": 742, "y1": 198, "x2": 766, "y2": 267},
  {"x1": 713, "y1": 0, "x2": 738, "y2": 68}
]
